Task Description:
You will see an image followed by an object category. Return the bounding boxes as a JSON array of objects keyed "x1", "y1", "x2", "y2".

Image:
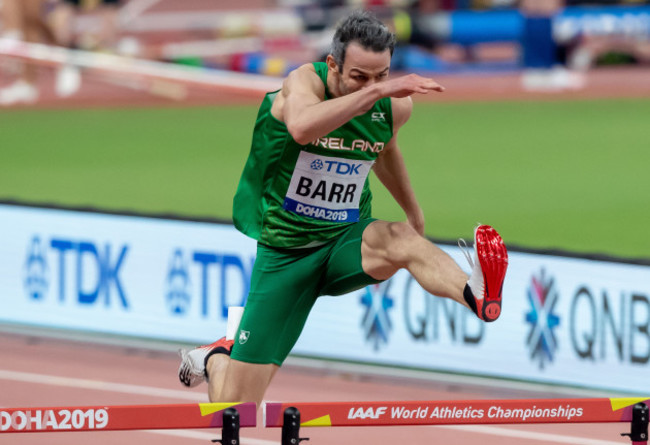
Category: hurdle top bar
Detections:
[
  {"x1": 0, "y1": 402, "x2": 256, "y2": 433},
  {"x1": 264, "y1": 398, "x2": 650, "y2": 427},
  {"x1": 0, "y1": 38, "x2": 283, "y2": 94}
]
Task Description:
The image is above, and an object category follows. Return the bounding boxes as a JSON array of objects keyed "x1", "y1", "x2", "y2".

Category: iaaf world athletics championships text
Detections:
[
  {"x1": 402, "y1": 405, "x2": 583, "y2": 421},
  {"x1": 349, "y1": 404, "x2": 584, "y2": 422}
]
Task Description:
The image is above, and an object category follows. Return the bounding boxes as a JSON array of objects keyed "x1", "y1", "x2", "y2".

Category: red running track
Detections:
[{"x1": 0, "y1": 328, "x2": 633, "y2": 445}]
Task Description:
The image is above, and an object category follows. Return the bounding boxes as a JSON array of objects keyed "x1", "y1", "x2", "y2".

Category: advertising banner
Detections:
[
  {"x1": 1, "y1": 204, "x2": 257, "y2": 343},
  {"x1": 440, "y1": 6, "x2": 650, "y2": 44},
  {"x1": 2, "y1": 204, "x2": 649, "y2": 393},
  {"x1": 295, "y1": 248, "x2": 650, "y2": 393}
]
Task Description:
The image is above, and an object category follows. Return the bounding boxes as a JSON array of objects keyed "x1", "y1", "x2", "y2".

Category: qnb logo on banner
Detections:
[
  {"x1": 524, "y1": 267, "x2": 650, "y2": 368},
  {"x1": 359, "y1": 282, "x2": 394, "y2": 351},
  {"x1": 358, "y1": 274, "x2": 486, "y2": 352},
  {"x1": 570, "y1": 286, "x2": 650, "y2": 365},
  {"x1": 23, "y1": 235, "x2": 129, "y2": 308},
  {"x1": 525, "y1": 269, "x2": 561, "y2": 369},
  {"x1": 165, "y1": 248, "x2": 254, "y2": 319},
  {"x1": 402, "y1": 275, "x2": 485, "y2": 346}
]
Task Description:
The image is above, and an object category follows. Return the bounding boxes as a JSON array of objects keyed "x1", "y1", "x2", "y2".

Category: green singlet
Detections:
[{"x1": 230, "y1": 62, "x2": 394, "y2": 365}]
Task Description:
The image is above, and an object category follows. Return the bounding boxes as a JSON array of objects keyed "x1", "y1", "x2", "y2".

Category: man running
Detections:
[{"x1": 179, "y1": 10, "x2": 508, "y2": 407}]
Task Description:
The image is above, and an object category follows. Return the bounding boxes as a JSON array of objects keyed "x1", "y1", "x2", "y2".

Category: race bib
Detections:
[{"x1": 283, "y1": 151, "x2": 374, "y2": 223}]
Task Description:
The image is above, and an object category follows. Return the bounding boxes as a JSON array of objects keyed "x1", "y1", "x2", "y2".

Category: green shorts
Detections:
[{"x1": 230, "y1": 218, "x2": 382, "y2": 366}]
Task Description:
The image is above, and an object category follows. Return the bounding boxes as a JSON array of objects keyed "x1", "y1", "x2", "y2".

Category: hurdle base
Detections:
[
  {"x1": 621, "y1": 403, "x2": 649, "y2": 445},
  {"x1": 282, "y1": 407, "x2": 310, "y2": 445},
  {"x1": 212, "y1": 408, "x2": 240, "y2": 445}
]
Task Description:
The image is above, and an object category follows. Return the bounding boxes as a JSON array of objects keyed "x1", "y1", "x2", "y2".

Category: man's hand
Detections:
[{"x1": 378, "y1": 74, "x2": 445, "y2": 98}]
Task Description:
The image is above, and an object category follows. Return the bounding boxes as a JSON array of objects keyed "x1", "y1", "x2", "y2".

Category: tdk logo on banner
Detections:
[
  {"x1": 24, "y1": 236, "x2": 49, "y2": 300},
  {"x1": 360, "y1": 282, "x2": 394, "y2": 351},
  {"x1": 525, "y1": 268, "x2": 560, "y2": 369},
  {"x1": 165, "y1": 248, "x2": 253, "y2": 319},
  {"x1": 166, "y1": 249, "x2": 191, "y2": 315},
  {"x1": 23, "y1": 235, "x2": 129, "y2": 308}
]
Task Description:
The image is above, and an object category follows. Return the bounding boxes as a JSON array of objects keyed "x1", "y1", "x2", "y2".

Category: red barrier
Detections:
[
  {"x1": 0, "y1": 402, "x2": 256, "y2": 433},
  {"x1": 265, "y1": 397, "x2": 650, "y2": 427}
]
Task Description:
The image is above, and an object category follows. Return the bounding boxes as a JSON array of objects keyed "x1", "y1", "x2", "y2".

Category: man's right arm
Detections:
[
  {"x1": 273, "y1": 65, "x2": 444, "y2": 145},
  {"x1": 273, "y1": 65, "x2": 382, "y2": 145}
]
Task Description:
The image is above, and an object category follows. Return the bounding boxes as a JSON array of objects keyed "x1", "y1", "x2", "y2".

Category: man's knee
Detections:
[
  {"x1": 363, "y1": 221, "x2": 421, "y2": 275},
  {"x1": 211, "y1": 360, "x2": 277, "y2": 405},
  {"x1": 387, "y1": 221, "x2": 419, "y2": 239},
  {"x1": 384, "y1": 221, "x2": 420, "y2": 263}
]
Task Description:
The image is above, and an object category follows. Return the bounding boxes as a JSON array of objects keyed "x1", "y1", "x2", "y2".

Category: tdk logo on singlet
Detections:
[
  {"x1": 23, "y1": 235, "x2": 129, "y2": 308},
  {"x1": 310, "y1": 159, "x2": 362, "y2": 175},
  {"x1": 284, "y1": 151, "x2": 370, "y2": 223}
]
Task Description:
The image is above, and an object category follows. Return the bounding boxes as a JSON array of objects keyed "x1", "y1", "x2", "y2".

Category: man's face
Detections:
[{"x1": 328, "y1": 42, "x2": 391, "y2": 96}]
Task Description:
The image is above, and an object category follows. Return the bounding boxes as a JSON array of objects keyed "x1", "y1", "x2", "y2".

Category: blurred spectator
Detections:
[
  {"x1": 412, "y1": 0, "x2": 453, "y2": 12},
  {"x1": 552, "y1": 0, "x2": 650, "y2": 69},
  {"x1": 520, "y1": 0, "x2": 563, "y2": 69},
  {"x1": 0, "y1": 0, "x2": 123, "y2": 106},
  {"x1": 50, "y1": 0, "x2": 123, "y2": 51},
  {"x1": 519, "y1": 0, "x2": 585, "y2": 90},
  {"x1": 566, "y1": 0, "x2": 649, "y2": 4},
  {"x1": 453, "y1": 0, "x2": 518, "y2": 8},
  {"x1": 0, "y1": 0, "x2": 52, "y2": 105},
  {"x1": 0, "y1": 0, "x2": 87, "y2": 106}
]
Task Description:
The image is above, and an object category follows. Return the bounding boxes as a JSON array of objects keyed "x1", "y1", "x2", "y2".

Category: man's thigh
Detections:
[
  {"x1": 320, "y1": 218, "x2": 384, "y2": 296},
  {"x1": 230, "y1": 243, "x2": 325, "y2": 366}
]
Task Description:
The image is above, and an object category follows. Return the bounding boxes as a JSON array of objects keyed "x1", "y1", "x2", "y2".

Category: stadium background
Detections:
[{"x1": 1, "y1": 0, "x2": 650, "y2": 444}]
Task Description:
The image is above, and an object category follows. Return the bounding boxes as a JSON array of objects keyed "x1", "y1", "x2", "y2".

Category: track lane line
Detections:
[
  {"x1": 148, "y1": 429, "x2": 276, "y2": 444},
  {"x1": 0, "y1": 369, "x2": 204, "y2": 401},
  {"x1": 440, "y1": 425, "x2": 620, "y2": 445}
]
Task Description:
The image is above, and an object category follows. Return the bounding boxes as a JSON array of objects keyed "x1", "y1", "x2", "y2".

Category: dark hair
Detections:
[{"x1": 330, "y1": 10, "x2": 396, "y2": 71}]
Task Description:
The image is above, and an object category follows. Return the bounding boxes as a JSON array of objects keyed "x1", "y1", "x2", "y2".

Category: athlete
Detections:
[
  {"x1": 178, "y1": 10, "x2": 508, "y2": 407},
  {"x1": 0, "y1": 0, "x2": 82, "y2": 106}
]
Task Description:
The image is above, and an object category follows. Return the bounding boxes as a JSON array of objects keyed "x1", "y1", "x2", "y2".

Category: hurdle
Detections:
[
  {"x1": 0, "y1": 402, "x2": 256, "y2": 444},
  {"x1": 0, "y1": 38, "x2": 282, "y2": 96},
  {"x1": 264, "y1": 398, "x2": 649, "y2": 445},
  {"x1": 2, "y1": 398, "x2": 648, "y2": 444}
]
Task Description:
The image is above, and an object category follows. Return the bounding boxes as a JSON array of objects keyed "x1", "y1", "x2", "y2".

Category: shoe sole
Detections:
[
  {"x1": 476, "y1": 225, "x2": 508, "y2": 322},
  {"x1": 177, "y1": 338, "x2": 235, "y2": 388}
]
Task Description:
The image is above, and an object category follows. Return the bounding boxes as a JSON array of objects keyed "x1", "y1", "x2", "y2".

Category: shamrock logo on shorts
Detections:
[{"x1": 239, "y1": 330, "x2": 251, "y2": 345}]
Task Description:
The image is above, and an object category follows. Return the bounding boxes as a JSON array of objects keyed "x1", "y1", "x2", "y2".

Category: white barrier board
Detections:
[
  {"x1": 2, "y1": 204, "x2": 649, "y2": 393},
  {"x1": 2, "y1": 205, "x2": 257, "y2": 342}
]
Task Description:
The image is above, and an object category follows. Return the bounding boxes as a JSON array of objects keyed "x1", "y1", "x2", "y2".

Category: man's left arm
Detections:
[
  {"x1": 372, "y1": 97, "x2": 425, "y2": 235},
  {"x1": 373, "y1": 138, "x2": 425, "y2": 236}
]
